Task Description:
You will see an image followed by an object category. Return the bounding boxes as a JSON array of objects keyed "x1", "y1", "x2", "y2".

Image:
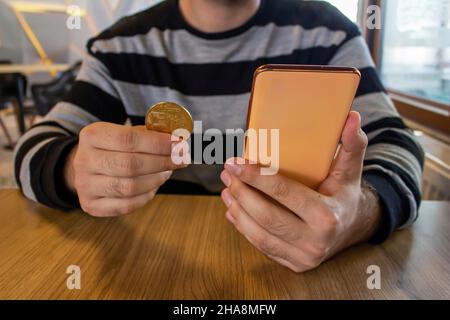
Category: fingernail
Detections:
[
  {"x1": 221, "y1": 189, "x2": 233, "y2": 208},
  {"x1": 220, "y1": 170, "x2": 232, "y2": 187},
  {"x1": 225, "y1": 211, "x2": 236, "y2": 224},
  {"x1": 225, "y1": 159, "x2": 243, "y2": 176}
]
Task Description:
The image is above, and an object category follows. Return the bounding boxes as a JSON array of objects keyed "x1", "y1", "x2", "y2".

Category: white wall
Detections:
[{"x1": 0, "y1": 0, "x2": 162, "y2": 66}]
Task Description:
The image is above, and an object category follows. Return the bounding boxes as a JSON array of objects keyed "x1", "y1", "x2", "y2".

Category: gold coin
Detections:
[{"x1": 145, "y1": 102, "x2": 193, "y2": 139}]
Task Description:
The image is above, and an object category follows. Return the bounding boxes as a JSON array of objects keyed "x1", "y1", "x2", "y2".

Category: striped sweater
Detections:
[{"x1": 14, "y1": 0, "x2": 424, "y2": 243}]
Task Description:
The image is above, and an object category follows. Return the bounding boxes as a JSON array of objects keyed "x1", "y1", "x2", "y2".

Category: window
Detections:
[
  {"x1": 380, "y1": 0, "x2": 450, "y2": 105},
  {"x1": 322, "y1": 0, "x2": 360, "y2": 23}
]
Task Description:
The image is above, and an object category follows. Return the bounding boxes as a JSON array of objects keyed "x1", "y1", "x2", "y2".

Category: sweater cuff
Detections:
[
  {"x1": 41, "y1": 136, "x2": 80, "y2": 210},
  {"x1": 363, "y1": 171, "x2": 409, "y2": 244}
]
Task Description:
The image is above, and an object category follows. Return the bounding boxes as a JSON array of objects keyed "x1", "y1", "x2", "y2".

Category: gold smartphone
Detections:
[{"x1": 245, "y1": 64, "x2": 361, "y2": 189}]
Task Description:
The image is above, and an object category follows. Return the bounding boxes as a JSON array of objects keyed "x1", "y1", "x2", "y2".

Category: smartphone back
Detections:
[{"x1": 245, "y1": 65, "x2": 360, "y2": 189}]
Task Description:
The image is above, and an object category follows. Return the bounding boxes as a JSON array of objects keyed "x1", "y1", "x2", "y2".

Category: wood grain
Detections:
[{"x1": 0, "y1": 189, "x2": 449, "y2": 300}]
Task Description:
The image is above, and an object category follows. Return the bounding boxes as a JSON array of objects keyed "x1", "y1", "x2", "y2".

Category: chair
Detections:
[
  {"x1": 0, "y1": 60, "x2": 28, "y2": 148},
  {"x1": 31, "y1": 61, "x2": 82, "y2": 116}
]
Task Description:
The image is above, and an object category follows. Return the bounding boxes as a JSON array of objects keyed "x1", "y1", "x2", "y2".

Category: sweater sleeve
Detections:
[
  {"x1": 328, "y1": 34, "x2": 424, "y2": 243},
  {"x1": 13, "y1": 55, "x2": 128, "y2": 210}
]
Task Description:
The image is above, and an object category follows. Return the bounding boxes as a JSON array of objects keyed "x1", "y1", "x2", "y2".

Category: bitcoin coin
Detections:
[{"x1": 145, "y1": 102, "x2": 193, "y2": 139}]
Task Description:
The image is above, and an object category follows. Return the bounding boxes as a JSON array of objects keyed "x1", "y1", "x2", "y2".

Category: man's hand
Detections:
[
  {"x1": 220, "y1": 112, "x2": 382, "y2": 273},
  {"x1": 65, "y1": 122, "x2": 187, "y2": 217}
]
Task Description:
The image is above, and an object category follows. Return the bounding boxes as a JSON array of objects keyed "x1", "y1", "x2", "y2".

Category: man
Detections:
[{"x1": 14, "y1": 0, "x2": 424, "y2": 272}]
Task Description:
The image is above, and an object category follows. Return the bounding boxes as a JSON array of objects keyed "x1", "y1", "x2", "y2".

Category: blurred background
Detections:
[{"x1": 0, "y1": 0, "x2": 449, "y2": 199}]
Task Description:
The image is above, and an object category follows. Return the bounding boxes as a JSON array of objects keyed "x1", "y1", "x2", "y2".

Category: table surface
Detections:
[
  {"x1": 0, "y1": 189, "x2": 449, "y2": 300},
  {"x1": 0, "y1": 64, "x2": 69, "y2": 74}
]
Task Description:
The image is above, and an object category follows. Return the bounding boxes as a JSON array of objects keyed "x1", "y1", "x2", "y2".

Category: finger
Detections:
[
  {"x1": 265, "y1": 254, "x2": 311, "y2": 273},
  {"x1": 85, "y1": 171, "x2": 172, "y2": 198},
  {"x1": 88, "y1": 148, "x2": 186, "y2": 177},
  {"x1": 82, "y1": 190, "x2": 157, "y2": 217},
  {"x1": 81, "y1": 123, "x2": 173, "y2": 155},
  {"x1": 329, "y1": 111, "x2": 368, "y2": 183},
  {"x1": 224, "y1": 158, "x2": 320, "y2": 221},
  {"x1": 224, "y1": 199, "x2": 315, "y2": 271},
  {"x1": 221, "y1": 170, "x2": 309, "y2": 243}
]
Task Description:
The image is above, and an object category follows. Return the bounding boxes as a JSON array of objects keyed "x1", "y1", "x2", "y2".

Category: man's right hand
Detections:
[{"x1": 64, "y1": 122, "x2": 187, "y2": 217}]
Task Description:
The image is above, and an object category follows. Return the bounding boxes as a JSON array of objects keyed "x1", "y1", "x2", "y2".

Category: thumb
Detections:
[{"x1": 329, "y1": 111, "x2": 368, "y2": 183}]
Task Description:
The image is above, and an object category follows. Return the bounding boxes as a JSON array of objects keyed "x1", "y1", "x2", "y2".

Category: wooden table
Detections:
[{"x1": 0, "y1": 189, "x2": 449, "y2": 300}]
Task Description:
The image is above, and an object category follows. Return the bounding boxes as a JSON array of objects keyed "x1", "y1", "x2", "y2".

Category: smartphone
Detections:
[{"x1": 245, "y1": 64, "x2": 361, "y2": 189}]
